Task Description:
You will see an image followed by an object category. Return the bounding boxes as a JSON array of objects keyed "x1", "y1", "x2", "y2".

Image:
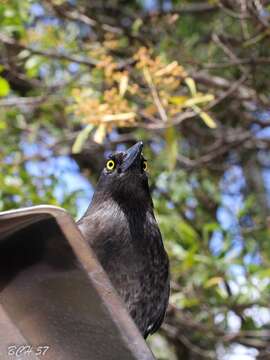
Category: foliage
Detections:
[{"x1": 1, "y1": 0, "x2": 270, "y2": 359}]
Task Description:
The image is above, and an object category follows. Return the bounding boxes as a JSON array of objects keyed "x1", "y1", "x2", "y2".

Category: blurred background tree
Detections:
[{"x1": 1, "y1": 0, "x2": 270, "y2": 358}]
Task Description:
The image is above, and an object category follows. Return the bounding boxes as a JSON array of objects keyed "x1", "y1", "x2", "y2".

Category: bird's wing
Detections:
[{"x1": 144, "y1": 279, "x2": 170, "y2": 338}]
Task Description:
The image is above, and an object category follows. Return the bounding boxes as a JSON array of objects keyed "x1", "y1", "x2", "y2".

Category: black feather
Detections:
[{"x1": 77, "y1": 142, "x2": 170, "y2": 338}]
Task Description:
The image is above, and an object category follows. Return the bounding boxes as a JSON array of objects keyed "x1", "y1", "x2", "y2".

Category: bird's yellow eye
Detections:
[
  {"x1": 106, "y1": 159, "x2": 115, "y2": 171},
  {"x1": 142, "y1": 160, "x2": 147, "y2": 171}
]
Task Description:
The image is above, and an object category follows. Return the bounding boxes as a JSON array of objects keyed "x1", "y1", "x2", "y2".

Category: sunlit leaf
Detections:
[
  {"x1": 169, "y1": 96, "x2": 189, "y2": 106},
  {"x1": 101, "y1": 112, "x2": 136, "y2": 122},
  {"x1": 25, "y1": 55, "x2": 43, "y2": 78},
  {"x1": 72, "y1": 124, "x2": 94, "y2": 154},
  {"x1": 0, "y1": 119, "x2": 7, "y2": 130},
  {"x1": 192, "y1": 105, "x2": 217, "y2": 128},
  {"x1": 132, "y1": 18, "x2": 143, "y2": 34},
  {"x1": 119, "y1": 74, "x2": 129, "y2": 97},
  {"x1": 185, "y1": 77, "x2": 197, "y2": 96},
  {"x1": 199, "y1": 110, "x2": 217, "y2": 128},
  {"x1": 93, "y1": 124, "x2": 106, "y2": 144},
  {"x1": 170, "y1": 94, "x2": 214, "y2": 108},
  {"x1": 185, "y1": 94, "x2": 214, "y2": 107},
  {"x1": 155, "y1": 61, "x2": 179, "y2": 77},
  {"x1": 0, "y1": 77, "x2": 10, "y2": 97},
  {"x1": 205, "y1": 276, "x2": 223, "y2": 288}
]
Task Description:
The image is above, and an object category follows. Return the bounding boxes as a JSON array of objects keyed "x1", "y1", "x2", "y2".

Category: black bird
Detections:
[{"x1": 77, "y1": 141, "x2": 170, "y2": 338}]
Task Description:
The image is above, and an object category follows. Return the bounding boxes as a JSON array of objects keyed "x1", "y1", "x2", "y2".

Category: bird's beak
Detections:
[{"x1": 122, "y1": 141, "x2": 143, "y2": 171}]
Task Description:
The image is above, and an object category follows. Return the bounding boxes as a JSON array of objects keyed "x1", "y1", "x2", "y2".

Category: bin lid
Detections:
[{"x1": 0, "y1": 205, "x2": 155, "y2": 360}]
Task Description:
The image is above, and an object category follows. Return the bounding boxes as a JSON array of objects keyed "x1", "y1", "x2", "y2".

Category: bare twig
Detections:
[
  {"x1": 43, "y1": 0, "x2": 123, "y2": 34},
  {"x1": 193, "y1": 72, "x2": 255, "y2": 100},
  {"x1": 206, "y1": 74, "x2": 248, "y2": 109},
  {"x1": 204, "y1": 57, "x2": 270, "y2": 69},
  {"x1": 0, "y1": 33, "x2": 132, "y2": 70},
  {"x1": 0, "y1": 33, "x2": 98, "y2": 67},
  {"x1": 143, "y1": 67, "x2": 168, "y2": 123},
  {"x1": 144, "y1": 2, "x2": 219, "y2": 18},
  {"x1": 177, "y1": 131, "x2": 253, "y2": 169},
  {"x1": 162, "y1": 324, "x2": 216, "y2": 359},
  {"x1": 0, "y1": 95, "x2": 48, "y2": 108},
  {"x1": 212, "y1": 33, "x2": 248, "y2": 74}
]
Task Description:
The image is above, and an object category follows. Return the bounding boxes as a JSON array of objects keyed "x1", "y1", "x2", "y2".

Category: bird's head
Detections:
[{"x1": 94, "y1": 141, "x2": 152, "y2": 207}]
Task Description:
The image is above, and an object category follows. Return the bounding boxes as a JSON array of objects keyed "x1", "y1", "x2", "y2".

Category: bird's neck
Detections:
[
  {"x1": 82, "y1": 192, "x2": 152, "y2": 221},
  {"x1": 78, "y1": 195, "x2": 148, "y2": 250}
]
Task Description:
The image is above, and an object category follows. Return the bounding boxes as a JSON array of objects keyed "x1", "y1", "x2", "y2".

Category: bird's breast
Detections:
[{"x1": 78, "y1": 201, "x2": 170, "y2": 337}]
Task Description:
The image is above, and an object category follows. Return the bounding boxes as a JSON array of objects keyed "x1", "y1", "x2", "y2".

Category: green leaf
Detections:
[
  {"x1": 132, "y1": 18, "x2": 143, "y2": 35},
  {"x1": 257, "y1": 268, "x2": 270, "y2": 279},
  {"x1": 192, "y1": 104, "x2": 217, "y2": 128},
  {"x1": 185, "y1": 94, "x2": 214, "y2": 107},
  {"x1": 199, "y1": 110, "x2": 217, "y2": 128},
  {"x1": 185, "y1": 77, "x2": 197, "y2": 96},
  {"x1": 177, "y1": 220, "x2": 199, "y2": 243},
  {"x1": 25, "y1": 56, "x2": 43, "y2": 78},
  {"x1": 170, "y1": 94, "x2": 214, "y2": 109},
  {"x1": 204, "y1": 276, "x2": 223, "y2": 288},
  {"x1": 165, "y1": 126, "x2": 178, "y2": 171},
  {"x1": 0, "y1": 77, "x2": 10, "y2": 97},
  {"x1": 169, "y1": 96, "x2": 189, "y2": 106}
]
